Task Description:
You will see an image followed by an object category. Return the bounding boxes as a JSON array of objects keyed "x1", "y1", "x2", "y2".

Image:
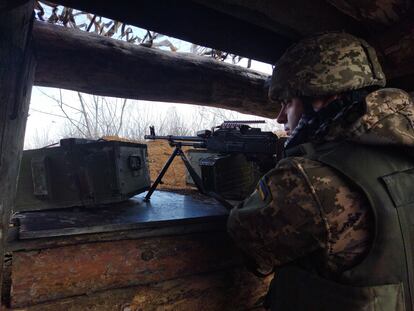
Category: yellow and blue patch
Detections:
[{"x1": 258, "y1": 178, "x2": 270, "y2": 202}]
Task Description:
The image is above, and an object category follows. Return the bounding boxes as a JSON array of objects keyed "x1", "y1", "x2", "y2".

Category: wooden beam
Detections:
[
  {"x1": 0, "y1": 0, "x2": 36, "y2": 306},
  {"x1": 53, "y1": 0, "x2": 294, "y2": 65},
  {"x1": 192, "y1": 0, "x2": 364, "y2": 37},
  {"x1": 9, "y1": 269, "x2": 271, "y2": 310},
  {"x1": 33, "y1": 21, "x2": 278, "y2": 118},
  {"x1": 50, "y1": 0, "x2": 414, "y2": 94},
  {"x1": 11, "y1": 232, "x2": 239, "y2": 307}
]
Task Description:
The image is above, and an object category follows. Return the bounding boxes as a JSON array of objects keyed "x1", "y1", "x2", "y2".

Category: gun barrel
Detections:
[
  {"x1": 222, "y1": 120, "x2": 265, "y2": 124},
  {"x1": 144, "y1": 135, "x2": 204, "y2": 142}
]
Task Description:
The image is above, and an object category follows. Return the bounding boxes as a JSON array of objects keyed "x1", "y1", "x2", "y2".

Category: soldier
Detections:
[{"x1": 227, "y1": 32, "x2": 414, "y2": 311}]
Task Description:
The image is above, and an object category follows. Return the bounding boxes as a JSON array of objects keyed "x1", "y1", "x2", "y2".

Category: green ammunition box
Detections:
[
  {"x1": 186, "y1": 149, "x2": 262, "y2": 201},
  {"x1": 185, "y1": 149, "x2": 219, "y2": 185},
  {"x1": 15, "y1": 138, "x2": 150, "y2": 212}
]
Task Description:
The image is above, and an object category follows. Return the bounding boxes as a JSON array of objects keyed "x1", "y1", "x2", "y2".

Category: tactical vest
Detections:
[{"x1": 266, "y1": 141, "x2": 414, "y2": 311}]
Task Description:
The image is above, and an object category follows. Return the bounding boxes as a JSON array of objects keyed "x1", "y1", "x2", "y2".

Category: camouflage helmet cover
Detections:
[{"x1": 269, "y1": 32, "x2": 386, "y2": 102}]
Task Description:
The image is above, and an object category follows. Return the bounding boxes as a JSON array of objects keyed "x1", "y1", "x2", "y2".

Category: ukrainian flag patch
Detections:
[{"x1": 258, "y1": 178, "x2": 270, "y2": 202}]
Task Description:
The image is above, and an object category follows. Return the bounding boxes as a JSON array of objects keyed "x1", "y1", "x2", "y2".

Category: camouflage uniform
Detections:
[
  {"x1": 228, "y1": 33, "x2": 414, "y2": 310},
  {"x1": 228, "y1": 156, "x2": 372, "y2": 276},
  {"x1": 228, "y1": 88, "x2": 414, "y2": 277}
]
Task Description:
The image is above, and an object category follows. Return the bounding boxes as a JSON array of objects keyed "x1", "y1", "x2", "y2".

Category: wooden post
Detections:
[{"x1": 0, "y1": 0, "x2": 36, "y2": 305}]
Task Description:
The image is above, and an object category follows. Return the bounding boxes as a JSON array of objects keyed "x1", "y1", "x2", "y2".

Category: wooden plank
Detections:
[
  {"x1": 0, "y1": 0, "x2": 36, "y2": 305},
  {"x1": 14, "y1": 191, "x2": 228, "y2": 240},
  {"x1": 11, "y1": 232, "x2": 242, "y2": 307},
  {"x1": 33, "y1": 21, "x2": 277, "y2": 118},
  {"x1": 7, "y1": 221, "x2": 226, "y2": 253},
  {"x1": 193, "y1": 0, "x2": 364, "y2": 37},
  {"x1": 9, "y1": 269, "x2": 271, "y2": 311}
]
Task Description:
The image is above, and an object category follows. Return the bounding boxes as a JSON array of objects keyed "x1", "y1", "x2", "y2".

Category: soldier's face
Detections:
[{"x1": 276, "y1": 98, "x2": 304, "y2": 136}]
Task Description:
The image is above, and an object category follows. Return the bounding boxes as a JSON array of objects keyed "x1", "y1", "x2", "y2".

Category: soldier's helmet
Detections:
[{"x1": 269, "y1": 32, "x2": 386, "y2": 102}]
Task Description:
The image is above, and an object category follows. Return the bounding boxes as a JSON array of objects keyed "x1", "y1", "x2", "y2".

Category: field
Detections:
[{"x1": 147, "y1": 140, "x2": 192, "y2": 191}]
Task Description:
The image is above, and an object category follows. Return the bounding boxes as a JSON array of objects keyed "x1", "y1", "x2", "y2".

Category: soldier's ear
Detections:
[
  {"x1": 326, "y1": 94, "x2": 340, "y2": 105},
  {"x1": 312, "y1": 95, "x2": 340, "y2": 111},
  {"x1": 311, "y1": 98, "x2": 325, "y2": 112}
]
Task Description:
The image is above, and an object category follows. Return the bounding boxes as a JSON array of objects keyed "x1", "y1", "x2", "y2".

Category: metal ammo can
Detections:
[{"x1": 15, "y1": 138, "x2": 150, "y2": 212}]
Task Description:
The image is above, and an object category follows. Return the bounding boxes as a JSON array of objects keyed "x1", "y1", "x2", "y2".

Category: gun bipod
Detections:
[{"x1": 144, "y1": 142, "x2": 233, "y2": 210}]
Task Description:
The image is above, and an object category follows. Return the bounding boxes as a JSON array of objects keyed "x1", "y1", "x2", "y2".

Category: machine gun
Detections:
[{"x1": 144, "y1": 121, "x2": 279, "y2": 208}]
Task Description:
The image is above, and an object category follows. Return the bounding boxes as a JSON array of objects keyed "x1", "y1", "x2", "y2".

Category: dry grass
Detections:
[{"x1": 147, "y1": 140, "x2": 193, "y2": 190}]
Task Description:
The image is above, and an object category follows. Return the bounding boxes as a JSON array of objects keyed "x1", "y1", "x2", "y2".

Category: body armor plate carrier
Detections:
[{"x1": 267, "y1": 141, "x2": 414, "y2": 311}]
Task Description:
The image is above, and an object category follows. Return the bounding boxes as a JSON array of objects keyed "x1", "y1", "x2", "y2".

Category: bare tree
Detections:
[
  {"x1": 122, "y1": 103, "x2": 158, "y2": 140},
  {"x1": 26, "y1": 89, "x2": 282, "y2": 149},
  {"x1": 34, "y1": 89, "x2": 129, "y2": 140}
]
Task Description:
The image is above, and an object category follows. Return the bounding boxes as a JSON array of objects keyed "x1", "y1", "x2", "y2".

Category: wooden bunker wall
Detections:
[{"x1": 6, "y1": 225, "x2": 271, "y2": 310}]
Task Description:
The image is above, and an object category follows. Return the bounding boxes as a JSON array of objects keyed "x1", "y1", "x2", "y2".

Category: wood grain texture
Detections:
[
  {"x1": 0, "y1": 0, "x2": 36, "y2": 304},
  {"x1": 11, "y1": 232, "x2": 245, "y2": 307},
  {"x1": 192, "y1": 0, "x2": 363, "y2": 37},
  {"x1": 7, "y1": 221, "x2": 226, "y2": 252},
  {"x1": 13, "y1": 191, "x2": 227, "y2": 240},
  {"x1": 33, "y1": 21, "x2": 278, "y2": 118},
  {"x1": 9, "y1": 269, "x2": 271, "y2": 311}
]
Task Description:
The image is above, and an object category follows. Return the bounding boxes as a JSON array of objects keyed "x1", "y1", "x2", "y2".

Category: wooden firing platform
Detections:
[
  {"x1": 13, "y1": 191, "x2": 228, "y2": 240},
  {"x1": 5, "y1": 191, "x2": 270, "y2": 311}
]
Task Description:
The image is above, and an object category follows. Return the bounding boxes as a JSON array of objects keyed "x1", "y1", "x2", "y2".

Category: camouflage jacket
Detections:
[{"x1": 228, "y1": 88, "x2": 414, "y2": 276}]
